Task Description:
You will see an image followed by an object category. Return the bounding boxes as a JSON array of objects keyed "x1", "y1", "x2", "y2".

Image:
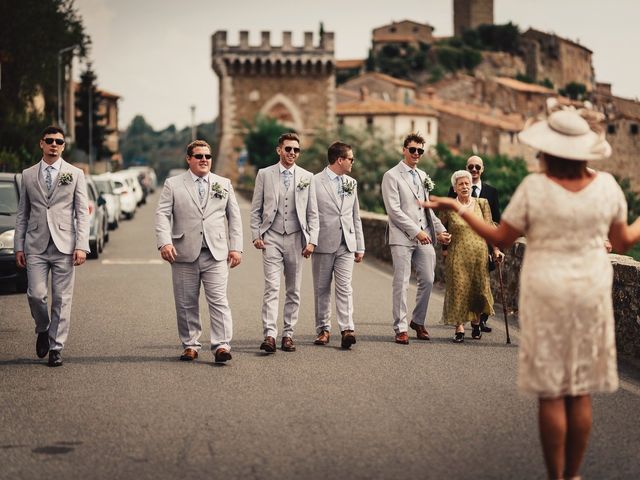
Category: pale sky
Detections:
[{"x1": 74, "y1": 0, "x2": 639, "y2": 131}]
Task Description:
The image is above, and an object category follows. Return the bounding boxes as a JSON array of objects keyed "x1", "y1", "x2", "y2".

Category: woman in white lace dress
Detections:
[{"x1": 424, "y1": 104, "x2": 640, "y2": 479}]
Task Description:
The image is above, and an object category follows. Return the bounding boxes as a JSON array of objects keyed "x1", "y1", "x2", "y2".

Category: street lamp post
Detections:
[{"x1": 57, "y1": 46, "x2": 77, "y2": 129}]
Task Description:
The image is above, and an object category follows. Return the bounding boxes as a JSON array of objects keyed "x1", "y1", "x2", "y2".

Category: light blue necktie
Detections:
[
  {"x1": 45, "y1": 166, "x2": 53, "y2": 192},
  {"x1": 409, "y1": 169, "x2": 419, "y2": 192},
  {"x1": 283, "y1": 170, "x2": 291, "y2": 191},
  {"x1": 335, "y1": 176, "x2": 343, "y2": 196},
  {"x1": 196, "y1": 177, "x2": 205, "y2": 204}
]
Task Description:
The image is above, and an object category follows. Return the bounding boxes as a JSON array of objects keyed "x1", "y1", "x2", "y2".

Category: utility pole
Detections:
[{"x1": 190, "y1": 105, "x2": 196, "y2": 141}]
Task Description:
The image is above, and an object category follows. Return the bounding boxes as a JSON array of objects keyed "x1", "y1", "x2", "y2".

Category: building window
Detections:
[
  {"x1": 337, "y1": 117, "x2": 344, "y2": 126},
  {"x1": 427, "y1": 121, "x2": 431, "y2": 135},
  {"x1": 410, "y1": 120, "x2": 415, "y2": 131},
  {"x1": 389, "y1": 27, "x2": 396, "y2": 33},
  {"x1": 456, "y1": 133, "x2": 461, "y2": 146},
  {"x1": 630, "y1": 124, "x2": 639, "y2": 135},
  {"x1": 366, "y1": 116, "x2": 374, "y2": 131},
  {"x1": 607, "y1": 124, "x2": 616, "y2": 135},
  {"x1": 510, "y1": 132, "x2": 515, "y2": 143}
]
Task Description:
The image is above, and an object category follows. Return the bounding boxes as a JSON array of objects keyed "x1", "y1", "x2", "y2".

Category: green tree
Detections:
[
  {"x1": 243, "y1": 115, "x2": 290, "y2": 170},
  {"x1": 75, "y1": 65, "x2": 109, "y2": 160},
  {"x1": 560, "y1": 82, "x2": 587, "y2": 100}
]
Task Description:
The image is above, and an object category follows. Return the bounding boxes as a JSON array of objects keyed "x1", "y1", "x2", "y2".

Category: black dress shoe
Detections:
[
  {"x1": 36, "y1": 332, "x2": 49, "y2": 358},
  {"x1": 480, "y1": 320, "x2": 492, "y2": 333},
  {"x1": 48, "y1": 350, "x2": 63, "y2": 367},
  {"x1": 453, "y1": 331, "x2": 465, "y2": 343},
  {"x1": 471, "y1": 323, "x2": 482, "y2": 339}
]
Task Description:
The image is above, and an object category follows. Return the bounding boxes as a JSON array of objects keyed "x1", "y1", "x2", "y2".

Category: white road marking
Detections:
[{"x1": 101, "y1": 259, "x2": 164, "y2": 265}]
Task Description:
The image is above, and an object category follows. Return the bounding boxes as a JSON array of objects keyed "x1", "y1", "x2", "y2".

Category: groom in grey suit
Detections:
[
  {"x1": 381, "y1": 133, "x2": 450, "y2": 345},
  {"x1": 312, "y1": 141, "x2": 364, "y2": 349},
  {"x1": 250, "y1": 132, "x2": 319, "y2": 353},
  {"x1": 14, "y1": 126, "x2": 90, "y2": 367},
  {"x1": 156, "y1": 140, "x2": 243, "y2": 364}
]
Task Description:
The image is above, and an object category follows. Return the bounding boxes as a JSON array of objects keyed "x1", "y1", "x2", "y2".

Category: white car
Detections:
[
  {"x1": 92, "y1": 174, "x2": 122, "y2": 230},
  {"x1": 128, "y1": 166, "x2": 158, "y2": 192},
  {"x1": 110, "y1": 172, "x2": 137, "y2": 220},
  {"x1": 113, "y1": 170, "x2": 144, "y2": 207}
]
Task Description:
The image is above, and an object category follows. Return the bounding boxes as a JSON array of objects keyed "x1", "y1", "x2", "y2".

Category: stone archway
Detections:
[{"x1": 260, "y1": 93, "x2": 304, "y2": 132}]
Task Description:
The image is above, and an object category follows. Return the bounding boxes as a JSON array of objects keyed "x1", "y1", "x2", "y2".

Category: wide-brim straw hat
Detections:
[{"x1": 518, "y1": 108, "x2": 612, "y2": 161}]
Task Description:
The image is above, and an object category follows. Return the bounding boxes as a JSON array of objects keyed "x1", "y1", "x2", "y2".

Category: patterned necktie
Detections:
[
  {"x1": 45, "y1": 166, "x2": 53, "y2": 192},
  {"x1": 409, "y1": 169, "x2": 419, "y2": 193},
  {"x1": 196, "y1": 177, "x2": 205, "y2": 204},
  {"x1": 472, "y1": 185, "x2": 479, "y2": 197},
  {"x1": 283, "y1": 170, "x2": 291, "y2": 191},
  {"x1": 336, "y1": 176, "x2": 343, "y2": 196}
]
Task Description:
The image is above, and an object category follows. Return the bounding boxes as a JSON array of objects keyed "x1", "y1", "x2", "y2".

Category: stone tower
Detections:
[
  {"x1": 453, "y1": 0, "x2": 494, "y2": 37},
  {"x1": 211, "y1": 30, "x2": 335, "y2": 179}
]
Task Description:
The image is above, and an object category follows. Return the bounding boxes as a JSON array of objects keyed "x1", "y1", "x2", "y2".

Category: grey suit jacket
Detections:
[
  {"x1": 313, "y1": 169, "x2": 365, "y2": 254},
  {"x1": 381, "y1": 161, "x2": 445, "y2": 247},
  {"x1": 15, "y1": 159, "x2": 90, "y2": 255},
  {"x1": 250, "y1": 163, "x2": 319, "y2": 248},
  {"x1": 155, "y1": 172, "x2": 243, "y2": 263}
]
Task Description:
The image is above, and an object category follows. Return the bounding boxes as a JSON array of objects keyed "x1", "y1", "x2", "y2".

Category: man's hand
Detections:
[
  {"x1": 228, "y1": 251, "x2": 242, "y2": 268},
  {"x1": 437, "y1": 232, "x2": 451, "y2": 245},
  {"x1": 354, "y1": 252, "x2": 364, "y2": 263},
  {"x1": 253, "y1": 239, "x2": 266, "y2": 250},
  {"x1": 16, "y1": 251, "x2": 26, "y2": 268},
  {"x1": 73, "y1": 250, "x2": 86, "y2": 266},
  {"x1": 415, "y1": 230, "x2": 432, "y2": 245},
  {"x1": 160, "y1": 244, "x2": 177, "y2": 263},
  {"x1": 302, "y1": 243, "x2": 315, "y2": 258}
]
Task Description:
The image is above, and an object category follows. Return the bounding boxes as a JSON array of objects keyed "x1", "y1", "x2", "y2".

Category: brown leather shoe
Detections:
[
  {"x1": 409, "y1": 321, "x2": 431, "y2": 340},
  {"x1": 281, "y1": 336, "x2": 296, "y2": 352},
  {"x1": 314, "y1": 330, "x2": 331, "y2": 345},
  {"x1": 214, "y1": 347, "x2": 232, "y2": 363},
  {"x1": 340, "y1": 330, "x2": 356, "y2": 349},
  {"x1": 180, "y1": 348, "x2": 198, "y2": 361},
  {"x1": 395, "y1": 332, "x2": 409, "y2": 345},
  {"x1": 260, "y1": 336, "x2": 276, "y2": 353}
]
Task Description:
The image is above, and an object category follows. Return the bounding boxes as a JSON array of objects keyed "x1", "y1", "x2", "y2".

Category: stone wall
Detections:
[{"x1": 361, "y1": 211, "x2": 640, "y2": 361}]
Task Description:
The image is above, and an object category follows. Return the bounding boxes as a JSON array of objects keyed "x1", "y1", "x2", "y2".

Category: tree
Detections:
[
  {"x1": 75, "y1": 65, "x2": 109, "y2": 160},
  {"x1": 560, "y1": 82, "x2": 587, "y2": 100},
  {"x1": 243, "y1": 115, "x2": 291, "y2": 170}
]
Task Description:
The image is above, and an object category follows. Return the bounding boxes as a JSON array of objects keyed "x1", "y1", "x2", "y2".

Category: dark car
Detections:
[
  {"x1": 0, "y1": 172, "x2": 27, "y2": 292},
  {"x1": 85, "y1": 176, "x2": 108, "y2": 259}
]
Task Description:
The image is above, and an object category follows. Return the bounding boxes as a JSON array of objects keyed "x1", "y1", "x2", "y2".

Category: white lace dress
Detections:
[{"x1": 502, "y1": 172, "x2": 626, "y2": 398}]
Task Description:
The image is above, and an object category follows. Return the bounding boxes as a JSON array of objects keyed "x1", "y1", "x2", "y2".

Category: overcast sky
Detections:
[{"x1": 74, "y1": 0, "x2": 638, "y2": 131}]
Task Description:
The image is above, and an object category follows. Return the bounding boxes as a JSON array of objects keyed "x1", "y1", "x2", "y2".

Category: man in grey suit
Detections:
[
  {"x1": 312, "y1": 141, "x2": 364, "y2": 349},
  {"x1": 250, "y1": 132, "x2": 319, "y2": 353},
  {"x1": 381, "y1": 133, "x2": 450, "y2": 345},
  {"x1": 14, "y1": 126, "x2": 90, "y2": 367},
  {"x1": 156, "y1": 140, "x2": 243, "y2": 364}
]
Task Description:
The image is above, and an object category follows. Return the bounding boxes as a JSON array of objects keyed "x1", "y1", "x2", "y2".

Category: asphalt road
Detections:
[{"x1": 1, "y1": 192, "x2": 639, "y2": 479}]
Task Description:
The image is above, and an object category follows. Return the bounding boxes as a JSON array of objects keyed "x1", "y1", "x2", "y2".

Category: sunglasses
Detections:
[
  {"x1": 192, "y1": 154, "x2": 212, "y2": 160},
  {"x1": 341, "y1": 156, "x2": 355, "y2": 163},
  {"x1": 467, "y1": 164, "x2": 482, "y2": 171},
  {"x1": 407, "y1": 147, "x2": 424, "y2": 155},
  {"x1": 43, "y1": 138, "x2": 65, "y2": 145},
  {"x1": 283, "y1": 146, "x2": 301, "y2": 154}
]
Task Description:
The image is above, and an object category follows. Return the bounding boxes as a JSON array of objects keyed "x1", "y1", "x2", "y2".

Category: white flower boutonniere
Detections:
[
  {"x1": 423, "y1": 174, "x2": 435, "y2": 192},
  {"x1": 211, "y1": 182, "x2": 228, "y2": 199},
  {"x1": 297, "y1": 179, "x2": 310, "y2": 191},
  {"x1": 341, "y1": 179, "x2": 356, "y2": 196},
  {"x1": 58, "y1": 172, "x2": 73, "y2": 185}
]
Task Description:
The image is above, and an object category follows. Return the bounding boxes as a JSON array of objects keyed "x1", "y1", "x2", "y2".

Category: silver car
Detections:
[{"x1": 92, "y1": 174, "x2": 122, "y2": 230}]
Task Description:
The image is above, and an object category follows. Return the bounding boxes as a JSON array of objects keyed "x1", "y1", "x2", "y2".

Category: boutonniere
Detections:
[
  {"x1": 297, "y1": 178, "x2": 310, "y2": 191},
  {"x1": 341, "y1": 179, "x2": 356, "y2": 196},
  {"x1": 423, "y1": 174, "x2": 435, "y2": 192},
  {"x1": 210, "y1": 182, "x2": 228, "y2": 199},
  {"x1": 58, "y1": 172, "x2": 73, "y2": 185}
]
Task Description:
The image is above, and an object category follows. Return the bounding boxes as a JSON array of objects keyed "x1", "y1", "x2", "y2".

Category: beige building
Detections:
[
  {"x1": 453, "y1": 0, "x2": 494, "y2": 37},
  {"x1": 211, "y1": 30, "x2": 335, "y2": 179},
  {"x1": 372, "y1": 20, "x2": 434, "y2": 54},
  {"x1": 339, "y1": 72, "x2": 417, "y2": 105}
]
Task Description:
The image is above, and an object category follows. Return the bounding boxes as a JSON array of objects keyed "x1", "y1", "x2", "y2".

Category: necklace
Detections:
[{"x1": 456, "y1": 196, "x2": 473, "y2": 207}]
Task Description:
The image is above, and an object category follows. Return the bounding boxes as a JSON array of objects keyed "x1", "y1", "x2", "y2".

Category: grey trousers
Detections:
[
  {"x1": 312, "y1": 243, "x2": 355, "y2": 333},
  {"x1": 261, "y1": 229, "x2": 303, "y2": 338},
  {"x1": 171, "y1": 249, "x2": 232, "y2": 351},
  {"x1": 390, "y1": 243, "x2": 436, "y2": 333},
  {"x1": 26, "y1": 240, "x2": 75, "y2": 351}
]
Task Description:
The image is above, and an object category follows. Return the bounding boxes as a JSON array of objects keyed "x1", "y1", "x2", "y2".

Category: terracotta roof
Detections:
[
  {"x1": 336, "y1": 59, "x2": 365, "y2": 70},
  {"x1": 335, "y1": 87, "x2": 361, "y2": 102},
  {"x1": 97, "y1": 89, "x2": 121, "y2": 99},
  {"x1": 373, "y1": 20, "x2": 434, "y2": 32},
  {"x1": 337, "y1": 98, "x2": 437, "y2": 116},
  {"x1": 418, "y1": 97, "x2": 524, "y2": 131},
  {"x1": 494, "y1": 77, "x2": 555, "y2": 94}
]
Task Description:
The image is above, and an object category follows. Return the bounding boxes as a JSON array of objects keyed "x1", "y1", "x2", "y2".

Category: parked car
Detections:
[
  {"x1": 0, "y1": 173, "x2": 27, "y2": 292},
  {"x1": 129, "y1": 166, "x2": 158, "y2": 192},
  {"x1": 92, "y1": 174, "x2": 122, "y2": 230},
  {"x1": 110, "y1": 173, "x2": 136, "y2": 220},
  {"x1": 113, "y1": 170, "x2": 144, "y2": 207},
  {"x1": 85, "y1": 176, "x2": 108, "y2": 259}
]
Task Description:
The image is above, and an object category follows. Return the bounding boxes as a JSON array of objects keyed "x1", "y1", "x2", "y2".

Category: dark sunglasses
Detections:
[
  {"x1": 467, "y1": 164, "x2": 482, "y2": 171},
  {"x1": 341, "y1": 156, "x2": 355, "y2": 163},
  {"x1": 192, "y1": 154, "x2": 212, "y2": 160},
  {"x1": 43, "y1": 138, "x2": 65, "y2": 145},
  {"x1": 283, "y1": 146, "x2": 301, "y2": 154},
  {"x1": 407, "y1": 147, "x2": 424, "y2": 155}
]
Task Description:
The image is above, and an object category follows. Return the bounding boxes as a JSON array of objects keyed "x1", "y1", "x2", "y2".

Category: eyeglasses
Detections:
[
  {"x1": 192, "y1": 154, "x2": 212, "y2": 160},
  {"x1": 467, "y1": 164, "x2": 482, "y2": 171},
  {"x1": 407, "y1": 147, "x2": 424, "y2": 155},
  {"x1": 43, "y1": 138, "x2": 65, "y2": 145},
  {"x1": 283, "y1": 146, "x2": 301, "y2": 154},
  {"x1": 341, "y1": 156, "x2": 355, "y2": 163}
]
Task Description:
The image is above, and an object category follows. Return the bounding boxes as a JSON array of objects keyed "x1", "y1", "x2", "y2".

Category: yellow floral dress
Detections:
[{"x1": 441, "y1": 198, "x2": 495, "y2": 325}]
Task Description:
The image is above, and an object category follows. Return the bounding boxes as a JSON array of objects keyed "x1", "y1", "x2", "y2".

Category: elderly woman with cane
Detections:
[
  {"x1": 439, "y1": 170, "x2": 503, "y2": 342},
  {"x1": 423, "y1": 102, "x2": 640, "y2": 479}
]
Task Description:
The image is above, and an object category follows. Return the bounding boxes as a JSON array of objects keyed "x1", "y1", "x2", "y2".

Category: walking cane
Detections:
[{"x1": 497, "y1": 262, "x2": 511, "y2": 344}]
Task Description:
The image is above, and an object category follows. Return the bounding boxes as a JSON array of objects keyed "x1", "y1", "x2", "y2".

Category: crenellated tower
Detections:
[{"x1": 211, "y1": 30, "x2": 335, "y2": 179}]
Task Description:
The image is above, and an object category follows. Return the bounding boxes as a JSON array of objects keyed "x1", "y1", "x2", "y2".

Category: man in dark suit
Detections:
[{"x1": 447, "y1": 155, "x2": 501, "y2": 332}]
